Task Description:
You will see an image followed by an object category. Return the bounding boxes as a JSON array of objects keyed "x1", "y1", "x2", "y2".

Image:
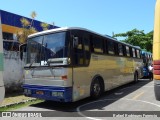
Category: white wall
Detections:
[{"x1": 3, "y1": 50, "x2": 25, "y2": 92}]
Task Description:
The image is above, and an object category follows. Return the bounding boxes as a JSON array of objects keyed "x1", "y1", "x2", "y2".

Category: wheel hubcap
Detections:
[{"x1": 93, "y1": 83, "x2": 100, "y2": 95}]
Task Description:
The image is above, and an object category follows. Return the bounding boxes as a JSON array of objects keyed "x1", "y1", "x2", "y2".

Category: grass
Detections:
[{"x1": 0, "y1": 99, "x2": 44, "y2": 111}]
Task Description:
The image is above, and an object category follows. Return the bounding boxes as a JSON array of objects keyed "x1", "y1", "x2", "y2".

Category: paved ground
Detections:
[{"x1": 1, "y1": 79, "x2": 160, "y2": 120}]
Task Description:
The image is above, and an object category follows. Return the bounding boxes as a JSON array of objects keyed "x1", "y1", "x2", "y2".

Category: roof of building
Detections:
[{"x1": 0, "y1": 10, "x2": 59, "y2": 32}]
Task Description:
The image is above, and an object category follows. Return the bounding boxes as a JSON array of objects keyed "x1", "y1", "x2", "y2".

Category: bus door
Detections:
[{"x1": 72, "y1": 31, "x2": 91, "y2": 101}]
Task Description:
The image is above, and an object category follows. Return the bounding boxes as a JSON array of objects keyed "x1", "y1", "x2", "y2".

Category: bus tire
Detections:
[
  {"x1": 154, "y1": 84, "x2": 160, "y2": 101},
  {"x1": 90, "y1": 77, "x2": 103, "y2": 99},
  {"x1": 134, "y1": 71, "x2": 138, "y2": 83}
]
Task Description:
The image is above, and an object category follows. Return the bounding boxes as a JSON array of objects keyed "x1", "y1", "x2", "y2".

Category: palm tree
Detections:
[
  {"x1": 41, "y1": 22, "x2": 50, "y2": 31},
  {"x1": 16, "y1": 11, "x2": 37, "y2": 44},
  {"x1": 30, "y1": 11, "x2": 37, "y2": 28}
]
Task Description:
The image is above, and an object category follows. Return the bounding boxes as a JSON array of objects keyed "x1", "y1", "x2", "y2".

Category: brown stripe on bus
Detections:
[
  {"x1": 153, "y1": 60, "x2": 160, "y2": 65},
  {"x1": 153, "y1": 65, "x2": 160, "y2": 70},
  {"x1": 154, "y1": 70, "x2": 160, "y2": 75}
]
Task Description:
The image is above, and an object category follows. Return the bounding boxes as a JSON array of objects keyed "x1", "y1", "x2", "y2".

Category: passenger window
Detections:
[
  {"x1": 129, "y1": 47, "x2": 133, "y2": 57},
  {"x1": 73, "y1": 32, "x2": 91, "y2": 66},
  {"x1": 118, "y1": 44, "x2": 123, "y2": 56},
  {"x1": 136, "y1": 50, "x2": 140, "y2": 58},
  {"x1": 126, "y1": 46, "x2": 130, "y2": 57},
  {"x1": 132, "y1": 48, "x2": 136, "y2": 57},
  {"x1": 74, "y1": 36, "x2": 84, "y2": 65},
  {"x1": 108, "y1": 41, "x2": 115, "y2": 55},
  {"x1": 92, "y1": 37, "x2": 103, "y2": 53},
  {"x1": 83, "y1": 35, "x2": 90, "y2": 65}
]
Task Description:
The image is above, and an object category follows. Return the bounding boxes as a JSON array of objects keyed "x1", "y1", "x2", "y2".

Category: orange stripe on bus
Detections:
[{"x1": 154, "y1": 75, "x2": 160, "y2": 80}]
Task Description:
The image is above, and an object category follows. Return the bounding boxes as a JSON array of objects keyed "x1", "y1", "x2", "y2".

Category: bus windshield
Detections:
[{"x1": 26, "y1": 32, "x2": 68, "y2": 66}]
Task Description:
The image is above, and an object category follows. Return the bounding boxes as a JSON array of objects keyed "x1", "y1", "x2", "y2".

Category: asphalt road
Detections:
[{"x1": 2, "y1": 79, "x2": 160, "y2": 120}]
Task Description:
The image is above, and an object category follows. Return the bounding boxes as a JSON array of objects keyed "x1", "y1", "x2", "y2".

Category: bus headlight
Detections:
[
  {"x1": 52, "y1": 92, "x2": 57, "y2": 96},
  {"x1": 28, "y1": 89, "x2": 31, "y2": 94},
  {"x1": 24, "y1": 89, "x2": 31, "y2": 95},
  {"x1": 52, "y1": 92, "x2": 64, "y2": 97},
  {"x1": 57, "y1": 92, "x2": 64, "y2": 97},
  {"x1": 24, "y1": 89, "x2": 28, "y2": 94}
]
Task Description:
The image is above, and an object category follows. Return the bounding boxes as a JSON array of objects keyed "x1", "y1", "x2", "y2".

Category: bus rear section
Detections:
[
  {"x1": 141, "y1": 51, "x2": 153, "y2": 79},
  {"x1": 153, "y1": 0, "x2": 160, "y2": 100}
]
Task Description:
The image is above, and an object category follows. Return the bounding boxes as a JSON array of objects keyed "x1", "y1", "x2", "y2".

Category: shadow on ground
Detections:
[{"x1": 30, "y1": 79, "x2": 153, "y2": 112}]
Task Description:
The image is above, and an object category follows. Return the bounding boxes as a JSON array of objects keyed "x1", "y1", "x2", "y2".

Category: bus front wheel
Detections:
[{"x1": 90, "y1": 78, "x2": 103, "y2": 99}]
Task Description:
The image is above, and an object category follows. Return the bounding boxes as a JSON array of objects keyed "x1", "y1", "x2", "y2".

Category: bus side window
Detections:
[
  {"x1": 126, "y1": 46, "x2": 130, "y2": 57},
  {"x1": 83, "y1": 34, "x2": 90, "y2": 65},
  {"x1": 114, "y1": 42, "x2": 118, "y2": 55},
  {"x1": 132, "y1": 48, "x2": 136, "y2": 58},
  {"x1": 136, "y1": 49, "x2": 140, "y2": 58},
  {"x1": 104, "y1": 40, "x2": 108, "y2": 54},
  {"x1": 108, "y1": 41, "x2": 115, "y2": 55},
  {"x1": 140, "y1": 50, "x2": 142, "y2": 58},
  {"x1": 118, "y1": 43, "x2": 123, "y2": 56},
  {"x1": 129, "y1": 47, "x2": 133, "y2": 57},
  {"x1": 73, "y1": 32, "x2": 91, "y2": 66},
  {"x1": 92, "y1": 37, "x2": 103, "y2": 53},
  {"x1": 74, "y1": 36, "x2": 84, "y2": 65},
  {"x1": 123, "y1": 45, "x2": 126, "y2": 56}
]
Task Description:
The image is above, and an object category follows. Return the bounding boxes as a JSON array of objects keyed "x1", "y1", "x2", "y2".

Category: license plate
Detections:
[{"x1": 36, "y1": 91, "x2": 44, "y2": 95}]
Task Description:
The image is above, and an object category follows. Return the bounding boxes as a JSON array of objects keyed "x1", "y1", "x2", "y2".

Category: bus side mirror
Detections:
[
  {"x1": 73, "y1": 36, "x2": 79, "y2": 48},
  {"x1": 19, "y1": 44, "x2": 27, "y2": 60}
]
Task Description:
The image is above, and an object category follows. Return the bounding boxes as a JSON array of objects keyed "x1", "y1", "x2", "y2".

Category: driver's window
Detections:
[{"x1": 74, "y1": 36, "x2": 84, "y2": 65}]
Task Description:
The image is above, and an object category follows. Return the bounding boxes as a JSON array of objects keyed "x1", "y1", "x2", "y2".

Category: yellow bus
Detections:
[
  {"x1": 153, "y1": 0, "x2": 160, "y2": 100},
  {"x1": 0, "y1": 17, "x2": 5, "y2": 105},
  {"x1": 23, "y1": 27, "x2": 143, "y2": 102}
]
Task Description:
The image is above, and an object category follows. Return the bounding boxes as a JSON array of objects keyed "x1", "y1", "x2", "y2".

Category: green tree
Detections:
[
  {"x1": 113, "y1": 29, "x2": 153, "y2": 52},
  {"x1": 145, "y1": 31, "x2": 153, "y2": 52}
]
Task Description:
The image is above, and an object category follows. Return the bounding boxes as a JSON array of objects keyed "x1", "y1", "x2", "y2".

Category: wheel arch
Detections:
[{"x1": 90, "y1": 74, "x2": 105, "y2": 93}]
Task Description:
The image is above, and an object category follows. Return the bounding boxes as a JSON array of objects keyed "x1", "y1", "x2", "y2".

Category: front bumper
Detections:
[{"x1": 23, "y1": 84, "x2": 72, "y2": 102}]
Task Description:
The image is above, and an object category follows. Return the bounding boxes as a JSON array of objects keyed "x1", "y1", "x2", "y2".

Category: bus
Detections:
[
  {"x1": 153, "y1": 0, "x2": 160, "y2": 100},
  {"x1": 141, "y1": 51, "x2": 153, "y2": 79},
  {"x1": 0, "y1": 18, "x2": 5, "y2": 105},
  {"x1": 23, "y1": 27, "x2": 143, "y2": 102}
]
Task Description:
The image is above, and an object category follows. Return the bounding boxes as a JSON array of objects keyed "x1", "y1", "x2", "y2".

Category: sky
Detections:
[{"x1": 0, "y1": 0, "x2": 156, "y2": 36}]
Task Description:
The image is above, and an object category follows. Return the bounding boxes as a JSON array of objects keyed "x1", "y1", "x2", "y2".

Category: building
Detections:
[
  {"x1": 0, "y1": 9, "x2": 59, "y2": 41},
  {"x1": 0, "y1": 10, "x2": 59, "y2": 92}
]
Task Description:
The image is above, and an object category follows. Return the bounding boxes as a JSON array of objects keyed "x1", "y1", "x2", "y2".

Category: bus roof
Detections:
[{"x1": 28, "y1": 27, "x2": 141, "y2": 50}]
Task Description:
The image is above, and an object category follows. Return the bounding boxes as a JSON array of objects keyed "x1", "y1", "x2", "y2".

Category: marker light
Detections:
[{"x1": 61, "y1": 75, "x2": 67, "y2": 80}]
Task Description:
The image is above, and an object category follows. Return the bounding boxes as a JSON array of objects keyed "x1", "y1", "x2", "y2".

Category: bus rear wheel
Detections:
[{"x1": 90, "y1": 78, "x2": 103, "y2": 99}]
